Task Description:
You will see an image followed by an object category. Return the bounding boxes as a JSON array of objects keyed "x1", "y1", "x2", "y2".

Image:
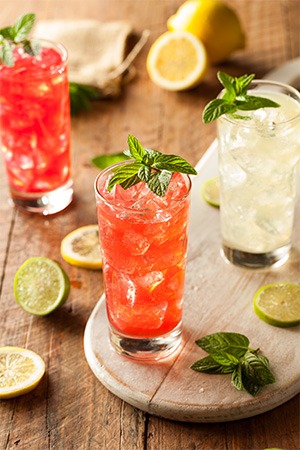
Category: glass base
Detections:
[
  {"x1": 109, "y1": 323, "x2": 182, "y2": 361},
  {"x1": 222, "y1": 243, "x2": 290, "y2": 269},
  {"x1": 10, "y1": 179, "x2": 73, "y2": 216}
]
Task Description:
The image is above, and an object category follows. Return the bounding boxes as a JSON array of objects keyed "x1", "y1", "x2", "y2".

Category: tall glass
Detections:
[
  {"x1": 95, "y1": 162, "x2": 192, "y2": 360},
  {"x1": 0, "y1": 40, "x2": 73, "y2": 215},
  {"x1": 217, "y1": 80, "x2": 300, "y2": 269}
]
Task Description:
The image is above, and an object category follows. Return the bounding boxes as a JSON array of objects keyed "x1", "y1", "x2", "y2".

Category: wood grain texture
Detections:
[{"x1": 0, "y1": 0, "x2": 299, "y2": 449}]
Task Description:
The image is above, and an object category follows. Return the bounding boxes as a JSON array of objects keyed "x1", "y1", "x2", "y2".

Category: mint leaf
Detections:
[
  {"x1": 236, "y1": 95, "x2": 280, "y2": 110},
  {"x1": 91, "y1": 153, "x2": 129, "y2": 170},
  {"x1": 106, "y1": 135, "x2": 196, "y2": 196},
  {"x1": 154, "y1": 154, "x2": 197, "y2": 175},
  {"x1": 147, "y1": 170, "x2": 172, "y2": 197},
  {"x1": 231, "y1": 364, "x2": 243, "y2": 391},
  {"x1": 0, "y1": 13, "x2": 40, "y2": 67},
  {"x1": 209, "y1": 350, "x2": 239, "y2": 368},
  {"x1": 69, "y1": 82, "x2": 102, "y2": 115},
  {"x1": 191, "y1": 355, "x2": 234, "y2": 374},
  {"x1": 202, "y1": 71, "x2": 280, "y2": 123},
  {"x1": 107, "y1": 162, "x2": 142, "y2": 191},
  {"x1": 195, "y1": 332, "x2": 250, "y2": 359},
  {"x1": 1, "y1": 40, "x2": 14, "y2": 66},
  {"x1": 202, "y1": 99, "x2": 237, "y2": 123},
  {"x1": 127, "y1": 134, "x2": 147, "y2": 161},
  {"x1": 12, "y1": 13, "x2": 35, "y2": 43},
  {"x1": 192, "y1": 332, "x2": 275, "y2": 397}
]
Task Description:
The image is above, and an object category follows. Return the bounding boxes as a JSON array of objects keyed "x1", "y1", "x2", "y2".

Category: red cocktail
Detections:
[
  {"x1": 0, "y1": 40, "x2": 73, "y2": 214},
  {"x1": 95, "y1": 161, "x2": 191, "y2": 359}
]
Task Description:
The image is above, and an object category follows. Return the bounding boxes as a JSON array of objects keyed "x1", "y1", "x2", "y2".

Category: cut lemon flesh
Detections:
[
  {"x1": 146, "y1": 31, "x2": 208, "y2": 91},
  {"x1": 0, "y1": 347, "x2": 45, "y2": 399},
  {"x1": 201, "y1": 177, "x2": 220, "y2": 207},
  {"x1": 14, "y1": 257, "x2": 70, "y2": 316},
  {"x1": 167, "y1": 0, "x2": 245, "y2": 64},
  {"x1": 61, "y1": 225, "x2": 102, "y2": 269},
  {"x1": 254, "y1": 282, "x2": 300, "y2": 327}
]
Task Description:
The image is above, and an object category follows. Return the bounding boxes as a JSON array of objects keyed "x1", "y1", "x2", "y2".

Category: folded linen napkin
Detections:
[{"x1": 34, "y1": 20, "x2": 149, "y2": 97}]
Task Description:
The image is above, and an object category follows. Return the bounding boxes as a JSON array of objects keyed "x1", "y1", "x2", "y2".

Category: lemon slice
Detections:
[
  {"x1": 14, "y1": 257, "x2": 70, "y2": 316},
  {"x1": 201, "y1": 177, "x2": 220, "y2": 207},
  {"x1": 61, "y1": 225, "x2": 102, "y2": 269},
  {"x1": 0, "y1": 347, "x2": 45, "y2": 399},
  {"x1": 146, "y1": 31, "x2": 208, "y2": 91},
  {"x1": 254, "y1": 282, "x2": 300, "y2": 328}
]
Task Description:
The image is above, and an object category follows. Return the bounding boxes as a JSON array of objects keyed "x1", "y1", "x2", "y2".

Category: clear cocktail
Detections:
[
  {"x1": 95, "y1": 162, "x2": 191, "y2": 359},
  {"x1": 217, "y1": 81, "x2": 300, "y2": 268},
  {"x1": 0, "y1": 40, "x2": 73, "y2": 214}
]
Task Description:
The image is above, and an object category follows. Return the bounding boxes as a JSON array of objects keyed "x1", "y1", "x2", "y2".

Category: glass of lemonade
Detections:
[
  {"x1": 217, "y1": 80, "x2": 300, "y2": 269},
  {"x1": 95, "y1": 161, "x2": 192, "y2": 360},
  {"x1": 0, "y1": 40, "x2": 73, "y2": 215}
]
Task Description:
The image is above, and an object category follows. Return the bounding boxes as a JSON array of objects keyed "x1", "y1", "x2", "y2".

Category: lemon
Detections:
[
  {"x1": 146, "y1": 30, "x2": 208, "y2": 91},
  {"x1": 14, "y1": 257, "x2": 70, "y2": 316},
  {"x1": 254, "y1": 282, "x2": 300, "y2": 328},
  {"x1": 201, "y1": 176, "x2": 220, "y2": 207},
  {"x1": 0, "y1": 347, "x2": 45, "y2": 399},
  {"x1": 61, "y1": 225, "x2": 102, "y2": 269},
  {"x1": 167, "y1": 0, "x2": 245, "y2": 64}
]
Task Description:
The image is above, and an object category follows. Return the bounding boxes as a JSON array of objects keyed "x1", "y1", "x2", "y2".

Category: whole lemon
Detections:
[{"x1": 167, "y1": 0, "x2": 246, "y2": 64}]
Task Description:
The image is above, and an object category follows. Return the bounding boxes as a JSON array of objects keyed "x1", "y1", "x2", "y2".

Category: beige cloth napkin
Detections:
[{"x1": 34, "y1": 20, "x2": 149, "y2": 97}]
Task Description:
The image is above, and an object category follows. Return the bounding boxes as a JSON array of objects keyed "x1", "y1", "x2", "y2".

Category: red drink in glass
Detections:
[
  {"x1": 95, "y1": 161, "x2": 191, "y2": 359},
  {"x1": 0, "y1": 40, "x2": 73, "y2": 214}
]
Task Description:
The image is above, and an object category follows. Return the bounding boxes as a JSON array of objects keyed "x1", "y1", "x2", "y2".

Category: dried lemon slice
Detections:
[{"x1": 61, "y1": 225, "x2": 102, "y2": 269}]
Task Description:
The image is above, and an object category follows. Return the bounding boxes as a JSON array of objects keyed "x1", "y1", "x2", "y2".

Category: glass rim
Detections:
[
  {"x1": 217, "y1": 79, "x2": 300, "y2": 127},
  {"x1": 94, "y1": 159, "x2": 192, "y2": 214},
  {"x1": 0, "y1": 38, "x2": 68, "y2": 72}
]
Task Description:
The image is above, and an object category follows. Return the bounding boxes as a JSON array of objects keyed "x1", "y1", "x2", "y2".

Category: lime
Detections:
[
  {"x1": 60, "y1": 225, "x2": 102, "y2": 269},
  {"x1": 146, "y1": 31, "x2": 208, "y2": 91},
  {"x1": 167, "y1": 0, "x2": 245, "y2": 64},
  {"x1": 14, "y1": 257, "x2": 70, "y2": 316},
  {"x1": 253, "y1": 282, "x2": 300, "y2": 327},
  {"x1": 0, "y1": 346, "x2": 45, "y2": 399},
  {"x1": 201, "y1": 177, "x2": 220, "y2": 207}
]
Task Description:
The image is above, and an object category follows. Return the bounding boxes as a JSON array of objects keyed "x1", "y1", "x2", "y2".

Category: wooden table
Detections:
[{"x1": 1, "y1": 0, "x2": 299, "y2": 448}]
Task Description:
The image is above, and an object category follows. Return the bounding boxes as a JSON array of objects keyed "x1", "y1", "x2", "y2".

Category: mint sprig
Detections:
[
  {"x1": 0, "y1": 13, "x2": 40, "y2": 67},
  {"x1": 191, "y1": 332, "x2": 275, "y2": 396},
  {"x1": 202, "y1": 72, "x2": 280, "y2": 124},
  {"x1": 107, "y1": 135, "x2": 197, "y2": 197}
]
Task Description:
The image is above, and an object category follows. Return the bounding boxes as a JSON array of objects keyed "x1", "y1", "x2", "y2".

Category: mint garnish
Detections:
[
  {"x1": 202, "y1": 71, "x2": 280, "y2": 124},
  {"x1": 91, "y1": 152, "x2": 130, "y2": 170},
  {"x1": 107, "y1": 135, "x2": 197, "y2": 197},
  {"x1": 0, "y1": 13, "x2": 40, "y2": 67},
  {"x1": 191, "y1": 332, "x2": 275, "y2": 396}
]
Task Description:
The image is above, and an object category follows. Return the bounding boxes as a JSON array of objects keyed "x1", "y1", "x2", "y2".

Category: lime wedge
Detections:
[
  {"x1": 201, "y1": 177, "x2": 220, "y2": 207},
  {"x1": 61, "y1": 225, "x2": 102, "y2": 269},
  {"x1": 14, "y1": 257, "x2": 70, "y2": 316},
  {"x1": 254, "y1": 282, "x2": 300, "y2": 327},
  {"x1": 0, "y1": 346, "x2": 45, "y2": 399}
]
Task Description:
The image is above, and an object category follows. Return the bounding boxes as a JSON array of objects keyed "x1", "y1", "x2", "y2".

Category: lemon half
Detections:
[
  {"x1": 0, "y1": 347, "x2": 45, "y2": 399},
  {"x1": 61, "y1": 225, "x2": 102, "y2": 270},
  {"x1": 167, "y1": 0, "x2": 245, "y2": 64},
  {"x1": 147, "y1": 30, "x2": 208, "y2": 91}
]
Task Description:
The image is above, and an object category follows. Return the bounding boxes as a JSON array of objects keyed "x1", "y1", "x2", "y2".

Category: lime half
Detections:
[
  {"x1": 201, "y1": 177, "x2": 220, "y2": 207},
  {"x1": 254, "y1": 282, "x2": 300, "y2": 327},
  {"x1": 0, "y1": 346, "x2": 45, "y2": 399},
  {"x1": 14, "y1": 257, "x2": 70, "y2": 316}
]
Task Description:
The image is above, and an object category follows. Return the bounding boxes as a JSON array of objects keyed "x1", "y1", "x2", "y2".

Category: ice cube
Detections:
[
  {"x1": 137, "y1": 271, "x2": 164, "y2": 291},
  {"x1": 122, "y1": 229, "x2": 150, "y2": 255}
]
